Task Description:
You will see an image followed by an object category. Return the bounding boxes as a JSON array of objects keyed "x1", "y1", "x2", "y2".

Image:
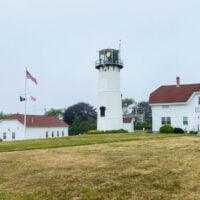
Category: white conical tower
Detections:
[{"x1": 95, "y1": 49, "x2": 123, "y2": 131}]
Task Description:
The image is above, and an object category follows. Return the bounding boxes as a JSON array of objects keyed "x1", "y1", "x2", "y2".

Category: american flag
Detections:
[
  {"x1": 30, "y1": 96, "x2": 36, "y2": 102},
  {"x1": 26, "y1": 70, "x2": 38, "y2": 85}
]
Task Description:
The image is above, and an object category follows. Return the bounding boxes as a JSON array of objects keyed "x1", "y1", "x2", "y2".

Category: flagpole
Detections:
[
  {"x1": 24, "y1": 68, "x2": 27, "y2": 135},
  {"x1": 119, "y1": 39, "x2": 121, "y2": 60}
]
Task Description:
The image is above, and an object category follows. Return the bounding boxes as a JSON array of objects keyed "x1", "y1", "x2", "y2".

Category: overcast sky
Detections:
[{"x1": 0, "y1": 0, "x2": 200, "y2": 114}]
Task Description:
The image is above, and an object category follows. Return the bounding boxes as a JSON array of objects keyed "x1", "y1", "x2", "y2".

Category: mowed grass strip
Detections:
[
  {"x1": 0, "y1": 135, "x2": 200, "y2": 200},
  {"x1": 0, "y1": 132, "x2": 187, "y2": 152}
]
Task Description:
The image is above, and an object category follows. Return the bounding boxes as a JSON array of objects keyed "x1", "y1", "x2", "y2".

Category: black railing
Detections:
[{"x1": 95, "y1": 59, "x2": 123, "y2": 69}]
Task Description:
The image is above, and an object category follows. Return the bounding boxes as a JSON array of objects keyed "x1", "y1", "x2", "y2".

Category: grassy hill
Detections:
[{"x1": 0, "y1": 132, "x2": 200, "y2": 200}]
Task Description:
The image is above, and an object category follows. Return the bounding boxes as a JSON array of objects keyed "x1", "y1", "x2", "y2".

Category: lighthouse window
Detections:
[
  {"x1": 100, "y1": 106, "x2": 106, "y2": 117},
  {"x1": 100, "y1": 54, "x2": 104, "y2": 64},
  {"x1": 113, "y1": 51, "x2": 119, "y2": 63}
]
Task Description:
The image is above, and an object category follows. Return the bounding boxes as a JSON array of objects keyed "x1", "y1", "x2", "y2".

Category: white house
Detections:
[
  {"x1": 149, "y1": 77, "x2": 200, "y2": 133},
  {"x1": 0, "y1": 114, "x2": 69, "y2": 141}
]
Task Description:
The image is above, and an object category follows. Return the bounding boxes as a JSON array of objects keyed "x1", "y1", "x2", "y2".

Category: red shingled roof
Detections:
[
  {"x1": 6, "y1": 114, "x2": 68, "y2": 127},
  {"x1": 123, "y1": 117, "x2": 133, "y2": 123},
  {"x1": 149, "y1": 84, "x2": 200, "y2": 104}
]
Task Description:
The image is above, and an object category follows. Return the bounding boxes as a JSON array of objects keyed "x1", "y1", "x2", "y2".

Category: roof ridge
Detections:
[
  {"x1": 149, "y1": 83, "x2": 200, "y2": 104},
  {"x1": 160, "y1": 83, "x2": 200, "y2": 87},
  {"x1": 6, "y1": 114, "x2": 68, "y2": 127}
]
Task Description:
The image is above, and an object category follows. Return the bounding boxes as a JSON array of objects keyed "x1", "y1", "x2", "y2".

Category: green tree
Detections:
[
  {"x1": 63, "y1": 102, "x2": 97, "y2": 135},
  {"x1": 69, "y1": 116, "x2": 96, "y2": 135},
  {"x1": 63, "y1": 102, "x2": 96, "y2": 124},
  {"x1": 0, "y1": 112, "x2": 6, "y2": 120},
  {"x1": 79, "y1": 118, "x2": 96, "y2": 133},
  {"x1": 122, "y1": 98, "x2": 135, "y2": 114},
  {"x1": 44, "y1": 108, "x2": 64, "y2": 119},
  {"x1": 69, "y1": 115, "x2": 82, "y2": 135},
  {"x1": 134, "y1": 119, "x2": 152, "y2": 130}
]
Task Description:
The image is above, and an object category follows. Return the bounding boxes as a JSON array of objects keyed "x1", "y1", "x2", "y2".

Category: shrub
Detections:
[
  {"x1": 118, "y1": 129, "x2": 129, "y2": 133},
  {"x1": 105, "y1": 129, "x2": 128, "y2": 133},
  {"x1": 87, "y1": 130, "x2": 104, "y2": 134},
  {"x1": 104, "y1": 130, "x2": 115, "y2": 133},
  {"x1": 0, "y1": 138, "x2": 2, "y2": 142},
  {"x1": 159, "y1": 125, "x2": 174, "y2": 133},
  {"x1": 173, "y1": 127, "x2": 184, "y2": 134},
  {"x1": 189, "y1": 130, "x2": 198, "y2": 134},
  {"x1": 87, "y1": 129, "x2": 128, "y2": 134},
  {"x1": 134, "y1": 120, "x2": 152, "y2": 130}
]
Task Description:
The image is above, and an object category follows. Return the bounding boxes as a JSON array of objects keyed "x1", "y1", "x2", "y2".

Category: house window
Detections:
[
  {"x1": 161, "y1": 117, "x2": 165, "y2": 125},
  {"x1": 46, "y1": 131, "x2": 48, "y2": 138},
  {"x1": 62, "y1": 131, "x2": 64, "y2": 137},
  {"x1": 199, "y1": 97, "x2": 200, "y2": 105},
  {"x1": 3, "y1": 132, "x2": 6, "y2": 140},
  {"x1": 183, "y1": 117, "x2": 188, "y2": 125},
  {"x1": 52, "y1": 131, "x2": 54, "y2": 137},
  {"x1": 12, "y1": 132, "x2": 15, "y2": 140},
  {"x1": 161, "y1": 117, "x2": 171, "y2": 125},
  {"x1": 166, "y1": 117, "x2": 171, "y2": 124},
  {"x1": 57, "y1": 131, "x2": 59, "y2": 137}
]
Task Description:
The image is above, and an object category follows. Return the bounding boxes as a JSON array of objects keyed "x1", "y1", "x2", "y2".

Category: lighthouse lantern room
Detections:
[{"x1": 95, "y1": 49, "x2": 123, "y2": 131}]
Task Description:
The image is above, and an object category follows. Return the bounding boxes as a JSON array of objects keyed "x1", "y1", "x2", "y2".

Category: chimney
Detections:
[
  {"x1": 176, "y1": 76, "x2": 180, "y2": 87},
  {"x1": 31, "y1": 117, "x2": 34, "y2": 123}
]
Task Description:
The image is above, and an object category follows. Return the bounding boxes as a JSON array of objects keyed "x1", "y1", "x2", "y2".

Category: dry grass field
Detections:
[{"x1": 0, "y1": 134, "x2": 200, "y2": 200}]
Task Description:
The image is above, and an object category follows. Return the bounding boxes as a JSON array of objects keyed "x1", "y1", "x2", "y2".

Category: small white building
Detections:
[
  {"x1": 149, "y1": 77, "x2": 200, "y2": 133},
  {"x1": 0, "y1": 114, "x2": 69, "y2": 141},
  {"x1": 123, "y1": 117, "x2": 134, "y2": 132}
]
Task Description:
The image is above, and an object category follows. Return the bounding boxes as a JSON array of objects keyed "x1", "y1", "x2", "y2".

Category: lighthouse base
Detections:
[{"x1": 97, "y1": 117, "x2": 123, "y2": 131}]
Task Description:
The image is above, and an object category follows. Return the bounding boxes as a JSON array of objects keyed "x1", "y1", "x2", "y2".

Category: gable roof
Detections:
[
  {"x1": 149, "y1": 84, "x2": 200, "y2": 104},
  {"x1": 6, "y1": 114, "x2": 68, "y2": 127}
]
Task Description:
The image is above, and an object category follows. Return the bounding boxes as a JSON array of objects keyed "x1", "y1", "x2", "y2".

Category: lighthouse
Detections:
[{"x1": 95, "y1": 48, "x2": 123, "y2": 131}]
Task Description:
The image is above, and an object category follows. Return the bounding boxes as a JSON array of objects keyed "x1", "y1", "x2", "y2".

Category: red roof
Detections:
[
  {"x1": 123, "y1": 117, "x2": 133, "y2": 123},
  {"x1": 149, "y1": 84, "x2": 200, "y2": 104},
  {"x1": 6, "y1": 114, "x2": 68, "y2": 127}
]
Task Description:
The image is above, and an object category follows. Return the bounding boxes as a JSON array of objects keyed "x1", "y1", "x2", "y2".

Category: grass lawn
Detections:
[
  {"x1": 0, "y1": 132, "x2": 186, "y2": 152},
  {"x1": 0, "y1": 132, "x2": 200, "y2": 200}
]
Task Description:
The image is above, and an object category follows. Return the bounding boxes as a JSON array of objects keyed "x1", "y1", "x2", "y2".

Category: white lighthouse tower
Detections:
[{"x1": 95, "y1": 48, "x2": 123, "y2": 131}]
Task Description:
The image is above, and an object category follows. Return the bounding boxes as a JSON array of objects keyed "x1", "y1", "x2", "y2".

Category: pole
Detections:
[
  {"x1": 119, "y1": 39, "x2": 121, "y2": 60},
  {"x1": 24, "y1": 68, "x2": 27, "y2": 135}
]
